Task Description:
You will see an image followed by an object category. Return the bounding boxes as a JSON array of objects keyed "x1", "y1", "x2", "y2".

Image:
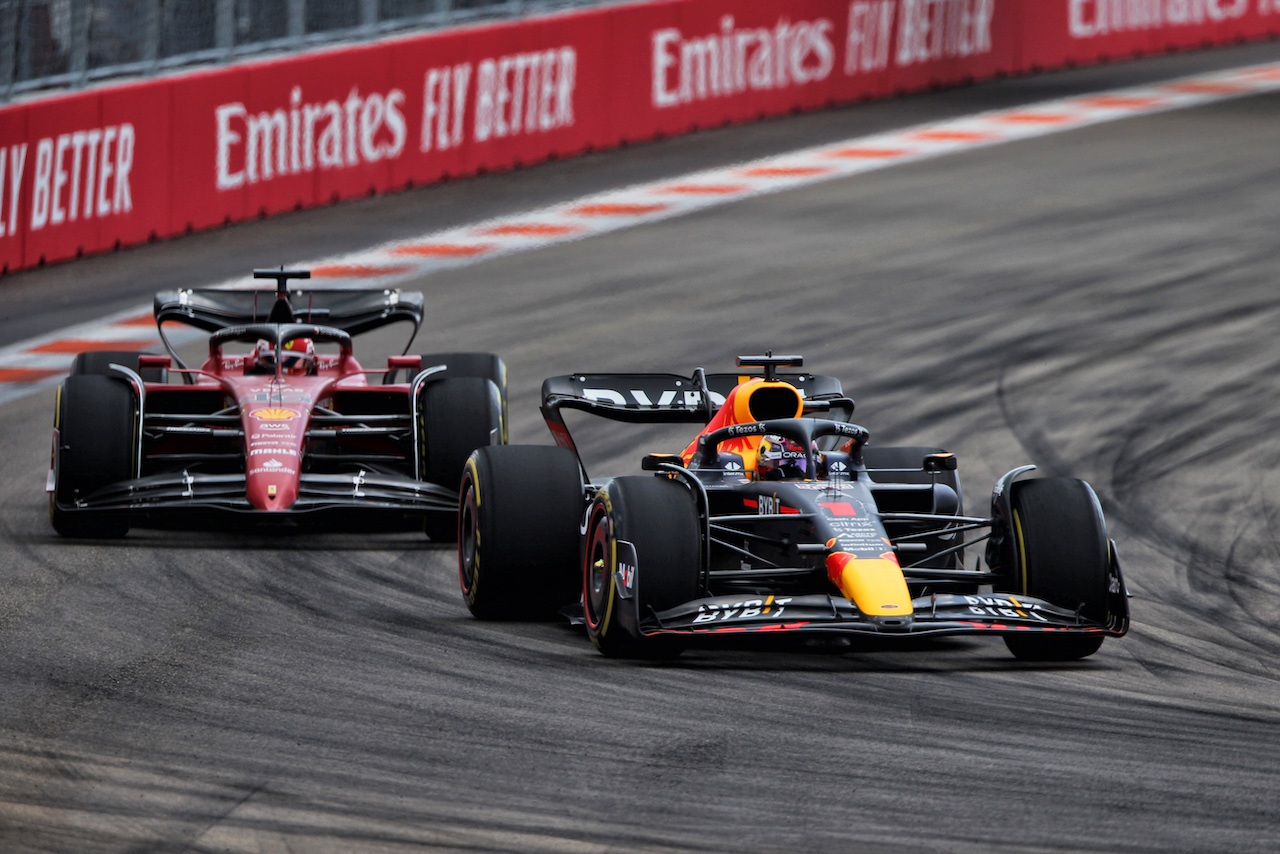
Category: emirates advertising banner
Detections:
[{"x1": 0, "y1": 0, "x2": 1275, "y2": 273}]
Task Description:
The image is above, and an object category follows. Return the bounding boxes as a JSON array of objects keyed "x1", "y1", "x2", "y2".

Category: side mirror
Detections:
[
  {"x1": 138, "y1": 355, "x2": 172, "y2": 371},
  {"x1": 387, "y1": 355, "x2": 423, "y2": 372},
  {"x1": 923, "y1": 452, "x2": 957, "y2": 473},
  {"x1": 642, "y1": 453, "x2": 683, "y2": 472}
]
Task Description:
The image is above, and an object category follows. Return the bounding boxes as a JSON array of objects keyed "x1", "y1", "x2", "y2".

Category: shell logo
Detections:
[{"x1": 249, "y1": 408, "x2": 301, "y2": 421}]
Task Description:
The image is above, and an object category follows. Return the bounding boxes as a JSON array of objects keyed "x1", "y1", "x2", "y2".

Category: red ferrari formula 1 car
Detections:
[
  {"x1": 48, "y1": 269, "x2": 505, "y2": 540},
  {"x1": 457, "y1": 354, "x2": 1129, "y2": 661}
]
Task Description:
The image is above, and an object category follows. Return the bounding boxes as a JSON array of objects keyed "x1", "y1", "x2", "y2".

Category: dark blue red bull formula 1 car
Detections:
[{"x1": 457, "y1": 354, "x2": 1129, "y2": 661}]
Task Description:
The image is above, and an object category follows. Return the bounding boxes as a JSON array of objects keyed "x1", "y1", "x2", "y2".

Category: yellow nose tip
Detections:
[{"x1": 825, "y1": 551, "x2": 914, "y2": 616}]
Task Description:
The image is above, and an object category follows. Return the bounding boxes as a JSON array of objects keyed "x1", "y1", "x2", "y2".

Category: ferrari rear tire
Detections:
[
  {"x1": 50, "y1": 375, "x2": 136, "y2": 538},
  {"x1": 458, "y1": 445, "x2": 583, "y2": 619},
  {"x1": 71, "y1": 350, "x2": 167, "y2": 383},
  {"x1": 421, "y1": 377, "x2": 503, "y2": 540},
  {"x1": 1003, "y1": 477, "x2": 1110, "y2": 661},
  {"x1": 417, "y1": 352, "x2": 508, "y2": 444},
  {"x1": 583, "y1": 476, "x2": 701, "y2": 659}
]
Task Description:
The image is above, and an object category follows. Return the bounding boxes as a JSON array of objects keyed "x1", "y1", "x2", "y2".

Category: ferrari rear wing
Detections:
[{"x1": 154, "y1": 286, "x2": 425, "y2": 338}]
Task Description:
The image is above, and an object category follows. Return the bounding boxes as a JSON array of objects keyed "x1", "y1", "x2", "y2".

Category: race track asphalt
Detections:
[{"x1": 2, "y1": 41, "x2": 1280, "y2": 854}]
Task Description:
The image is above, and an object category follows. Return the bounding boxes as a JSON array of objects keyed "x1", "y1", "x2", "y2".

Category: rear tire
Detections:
[
  {"x1": 583, "y1": 476, "x2": 701, "y2": 659},
  {"x1": 458, "y1": 445, "x2": 583, "y2": 619},
  {"x1": 1003, "y1": 477, "x2": 1110, "y2": 661},
  {"x1": 421, "y1": 377, "x2": 503, "y2": 540},
  {"x1": 50, "y1": 375, "x2": 136, "y2": 538},
  {"x1": 71, "y1": 350, "x2": 167, "y2": 383},
  {"x1": 417, "y1": 352, "x2": 508, "y2": 444}
]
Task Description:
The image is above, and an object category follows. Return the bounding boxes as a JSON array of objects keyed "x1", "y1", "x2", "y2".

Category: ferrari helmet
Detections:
[{"x1": 281, "y1": 338, "x2": 316, "y2": 375}]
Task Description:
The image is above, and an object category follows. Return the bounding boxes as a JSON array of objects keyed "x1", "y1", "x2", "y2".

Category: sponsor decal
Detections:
[
  {"x1": 216, "y1": 86, "x2": 408, "y2": 190},
  {"x1": 249, "y1": 407, "x2": 301, "y2": 421},
  {"x1": 652, "y1": 15, "x2": 837, "y2": 108},
  {"x1": 256, "y1": 422, "x2": 291, "y2": 431},
  {"x1": 727, "y1": 422, "x2": 768, "y2": 437},
  {"x1": 241, "y1": 390, "x2": 312, "y2": 405},
  {"x1": 581, "y1": 387, "x2": 728, "y2": 408},
  {"x1": 422, "y1": 47, "x2": 577, "y2": 151},
  {"x1": 216, "y1": 46, "x2": 576, "y2": 192},
  {"x1": 892, "y1": 0, "x2": 994, "y2": 67},
  {"x1": 249, "y1": 461, "x2": 297, "y2": 476},
  {"x1": 824, "y1": 506, "x2": 891, "y2": 553},
  {"x1": 0, "y1": 123, "x2": 133, "y2": 241},
  {"x1": 466, "y1": 47, "x2": 577, "y2": 145},
  {"x1": 693, "y1": 595, "x2": 793, "y2": 623},
  {"x1": 25, "y1": 123, "x2": 135, "y2": 234},
  {"x1": 751, "y1": 494, "x2": 801, "y2": 515},
  {"x1": 828, "y1": 422, "x2": 867, "y2": 437},
  {"x1": 613, "y1": 540, "x2": 639, "y2": 600},
  {"x1": 964, "y1": 594, "x2": 1048, "y2": 622},
  {"x1": 1069, "y1": 0, "x2": 1252, "y2": 39},
  {"x1": 248, "y1": 447, "x2": 299, "y2": 457},
  {"x1": 650, "y1": 4, "x2": 995, "y2": 108}
]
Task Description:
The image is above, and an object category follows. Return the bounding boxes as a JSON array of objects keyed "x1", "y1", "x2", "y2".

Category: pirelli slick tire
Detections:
[
  {"x1": 583, "y1": 476, "x2": 701, "y2": 659},
  {"x1": 50, "y1": 375, "x2": 136, "y2": 539},
  {"x1": 70, "y1": 350, "x2": 167, "y2": 383},
  {"x1": 1004, "y1": 477, "x2": 1111, "y2": 662},
  {"x1": 458, "y1": 444, "x2": 583, "y2": 619},
  {"x1": 418, "y1": 352, "x2": 508, "y2": 444},
  {"x1": 421, "y1": 377, "x2": 504, "y2": 541}
]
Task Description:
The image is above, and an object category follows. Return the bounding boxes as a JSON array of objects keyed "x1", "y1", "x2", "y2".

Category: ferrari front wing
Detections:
[{"x1": 49, "y1": 470, "x2": 457, "y2": 527}]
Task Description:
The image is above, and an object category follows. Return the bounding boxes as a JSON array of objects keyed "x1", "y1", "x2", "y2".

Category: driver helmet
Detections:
[
  {"x1": 281, "y1": 338, "x2": 316, "y2": 375},
  {"x1": 249, "y1": 339, "x2": 276, "y2": 373},
  {"x1": 757, "y1": 434, "x2": 814, "y2": 480}
]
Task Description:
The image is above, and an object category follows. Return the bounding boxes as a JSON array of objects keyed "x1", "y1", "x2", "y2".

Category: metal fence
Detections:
[{"x1": 0, "y1": 0, "x2": 621, "y2": 101}]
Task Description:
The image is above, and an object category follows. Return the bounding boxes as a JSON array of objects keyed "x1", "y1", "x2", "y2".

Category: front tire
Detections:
[
  {"x1": 50, "y1": 375, "x2": 136, "y2": 538},
  {"x1": 458, "y1": 445, "x2": 583, "y2": 619},
  {"x1": 583, "y1": 476, "x2": 701, "y2": 659},
  {"x1": 1003, "y1": 477, "x2": 1111, "y2": 661}
]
